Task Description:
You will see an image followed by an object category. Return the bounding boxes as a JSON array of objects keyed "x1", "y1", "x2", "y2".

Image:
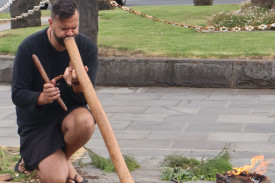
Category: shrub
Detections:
[
  {"x1": 161, "y1": 148, "x2": 232, "y2": 182},
  {"x1": 208, "y1": 1, "x2": 275, "y2": 28}
]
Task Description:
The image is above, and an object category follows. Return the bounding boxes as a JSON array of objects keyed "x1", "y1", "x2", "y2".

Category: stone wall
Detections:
[
  {"x1": 2, "y1": 56, "x2": 275, "y2": 89},
  {"x1": 96, "y1": 58, "x2": 275, "y2": 88}
]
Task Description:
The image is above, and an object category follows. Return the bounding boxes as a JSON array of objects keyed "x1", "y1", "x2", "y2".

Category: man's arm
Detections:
[{"x1": 12, "y1": 46, "x2": 40, "y2": 107}]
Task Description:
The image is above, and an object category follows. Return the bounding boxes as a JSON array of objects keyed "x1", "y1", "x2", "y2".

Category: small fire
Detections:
[{"x1": 228, "y1": 155, "x2": 270, "y2": 176}]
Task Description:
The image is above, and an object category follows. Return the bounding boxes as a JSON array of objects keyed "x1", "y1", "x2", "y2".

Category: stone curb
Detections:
[
  {"x1": 1, "y1": 55, "x2": 275, "y2": 88},
  {"x1": 0, "y1": 55, "x2": 14, "y2": 83}
]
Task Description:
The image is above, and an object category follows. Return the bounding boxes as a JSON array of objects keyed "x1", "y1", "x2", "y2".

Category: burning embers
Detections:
[{"x1": 216, "y1": 156, "x2": 271, "y2": 183}]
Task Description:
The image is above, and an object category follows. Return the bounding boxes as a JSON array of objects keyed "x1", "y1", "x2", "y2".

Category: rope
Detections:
[
  {"x1": 1, "y1": 0, "x2": 275, "y2": 32},
  {"x1": 109, "y1": 0, "x2": 275, "y2": 32},
  {"x1": 0, "y1": 0, "x2": 50, "y2": 23},
  {"x1": 0, "y1": 0, "x2": 15, "y2": 12}
]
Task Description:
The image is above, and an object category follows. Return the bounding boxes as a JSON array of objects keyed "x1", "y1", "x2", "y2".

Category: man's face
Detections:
[{"x1": 50, "y1": 10, "x2": 79, "y2": 47}]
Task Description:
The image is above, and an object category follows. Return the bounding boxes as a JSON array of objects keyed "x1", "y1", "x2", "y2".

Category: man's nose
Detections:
[{"x1": 65, "y1": 29, "x2": 74, "y2": 37}]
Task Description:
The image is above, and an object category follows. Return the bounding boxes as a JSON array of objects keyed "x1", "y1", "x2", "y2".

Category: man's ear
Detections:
[{"x1": 48, "y1": 18, "x2": 53, "y2": 27}]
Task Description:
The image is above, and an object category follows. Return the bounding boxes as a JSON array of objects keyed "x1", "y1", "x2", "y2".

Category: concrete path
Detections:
[{"x1": 1, "y1": 84, "x2": 275, "y2": 182}]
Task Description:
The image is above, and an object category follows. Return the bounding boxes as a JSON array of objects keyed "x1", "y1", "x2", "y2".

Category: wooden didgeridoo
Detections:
[
  {"x1": 64, "y1": 37, "x2": 135, "y2": 183},
  {"x1": 32, "y1": 54, "x2": 68, "y2": 111}
]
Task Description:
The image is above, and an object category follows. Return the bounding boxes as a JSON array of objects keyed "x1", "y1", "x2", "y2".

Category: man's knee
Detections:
[
  {"x1": 84, "y1": 115, "x2": 95, "y2": 131},
  {"x1": 75, "y1": 110, "x2": 95, "y2": 133},
  {"x1": 63, "y1": 108, "x2": 95, "y2": 133}
]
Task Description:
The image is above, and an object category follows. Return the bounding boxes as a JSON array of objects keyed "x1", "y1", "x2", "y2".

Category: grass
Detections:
[
  {"x1": 0, "y1": 146, "x2": 38, "y2": 182},
  {"x1": 0, "y1": 9, "x2": 51, "y2": 19},
  {"x1": 0, "y1": 25, "x2": 48, "y2": 54},
  {"x1": 98, "y1": 5, "x2": 275, "y2": 59},
  {"x1": 0, "y1": 12, "x2": 11, "y2": 19},
  {"x1": 1, "y1": 5, "x2": 275, "y2": 58}
]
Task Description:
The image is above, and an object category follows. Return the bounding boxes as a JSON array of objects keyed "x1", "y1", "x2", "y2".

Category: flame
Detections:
[{"x1": 228, "y1": 155, "x2": 270, "y2": 175}]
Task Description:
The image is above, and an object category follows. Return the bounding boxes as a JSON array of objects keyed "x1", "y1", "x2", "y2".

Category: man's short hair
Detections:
[{"x1": 51, "y1": 0, "x2": 79, "y2": 20}]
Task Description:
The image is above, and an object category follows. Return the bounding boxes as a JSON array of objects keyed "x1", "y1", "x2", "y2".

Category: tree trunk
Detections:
[
  {"x1": 251, "y1": 0, "x2": 275, "y2": 9},
  {"x1": 10, "y1": 0, "x2": 41, "y2": 29},
  {"x1": 98, "y1": 0, "x2": 115, "y2": 10},
  {"x1": 193, "y1": 0, "x2": 214, "y2": 6},
  {"x1": 75, "y1": 0, "x2": 99, "y2": 43}
]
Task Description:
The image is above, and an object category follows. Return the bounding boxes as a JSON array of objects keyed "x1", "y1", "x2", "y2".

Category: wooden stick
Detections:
[
  {"x1": 64, "y1": 37, "x2": 135, "y2": 183},
  {"x1": 32, "y1": 54, "x2": 68, "y2": 111},
  {"x1": 53, "y1": 74, "x2": 64, "y2": 82}
]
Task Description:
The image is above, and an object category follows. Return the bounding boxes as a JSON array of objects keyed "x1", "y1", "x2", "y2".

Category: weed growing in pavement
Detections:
[
  {"x1": 208, "y1": 1, "x2": 275, "y2": 28},
  {"x1": 161, "y1": 147, "x2": 232, "y2": 182},
  {"x1": 84, "y1": 146, "x2": 140, "y2": 173}
]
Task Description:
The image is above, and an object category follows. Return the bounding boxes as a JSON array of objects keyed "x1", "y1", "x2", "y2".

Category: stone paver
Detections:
[{"x1": 1, "y1": 84, "x2": 275, "y2": 182}]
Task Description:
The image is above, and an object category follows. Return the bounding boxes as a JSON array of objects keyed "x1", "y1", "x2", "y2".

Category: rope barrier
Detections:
[
  {"x1": 1, "y1": 0, "x2": 274, "y2": 32},
  {"x1": 0, "y1": 0, "x2": 50, "y2": 23},
  {"x1": 109, "y1": 0, "x2": 275, "y2": 32},
  {"x1": 0, "y1": 0, "x2": 15, "y2": 12}
]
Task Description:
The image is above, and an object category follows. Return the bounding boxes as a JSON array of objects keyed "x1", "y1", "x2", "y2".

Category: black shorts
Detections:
[{"x1": 19, "y1": 106, "x2": 90, "y2": 171}]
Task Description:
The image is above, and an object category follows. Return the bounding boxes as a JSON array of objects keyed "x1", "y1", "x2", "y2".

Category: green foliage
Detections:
[
  {"x1": 0, "y1": 146, "x2": 37, "y2": 182},
  {"x1": 124, "y1": 154, "x2": 141, "y2": 171},
  {"x1": 0, "y1": 10, "x2": 50, "y2": 19},
  {"x1": 209, "y1": 2, "x2": 275, "y2": 28},
  {"x1": 161, "y1": 148, "x2": 232, "y2": 182},
  {"x1": 161, "y1": 154, "x2": 200, "y2": 169},
  {"x1": 84, "y1": 147, "x2": 140, "y2": 173}
]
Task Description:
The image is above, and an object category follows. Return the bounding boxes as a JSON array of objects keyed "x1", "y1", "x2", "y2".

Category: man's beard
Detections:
[{"x1": 52, "y1": 30, "x2": 77, "y2": 47}]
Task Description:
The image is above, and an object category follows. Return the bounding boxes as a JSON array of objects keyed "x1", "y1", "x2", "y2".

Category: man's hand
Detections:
[
  {"x1": 63, "y1": 65, "x2": 88, "y2": 87},
  {"x1": 37, "y1": 79, "x2": 60, "y2": 105}
]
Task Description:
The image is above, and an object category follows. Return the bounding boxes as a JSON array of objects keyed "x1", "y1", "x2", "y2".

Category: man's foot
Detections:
[
  {"x1": 67, "y1": 173, "x2": 88, "y2": 183},
  {"x1": 14, "y1": 158, "x2": 28, "y2": 174},
  {"x1": 67, "y1": 161, "x2": 87, "y2": 183}
]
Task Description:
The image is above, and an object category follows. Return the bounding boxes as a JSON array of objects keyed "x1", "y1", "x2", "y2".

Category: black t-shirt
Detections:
[{"x1": 12, "y1": 28, "x2": 98, "y2": 128}]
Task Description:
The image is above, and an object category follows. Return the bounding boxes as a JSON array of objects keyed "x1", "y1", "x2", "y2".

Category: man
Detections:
[{"x1": 12, "y1": 0, "x2": 98, "y2": 182}]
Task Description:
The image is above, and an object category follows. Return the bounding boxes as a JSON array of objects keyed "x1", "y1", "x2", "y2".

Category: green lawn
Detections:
[
  {"x1": 0, "y1": 9, "x2": 50, "y2": 19},
  {"x1": 1, "y1": 5, "x2": 275, "y2": 59}
]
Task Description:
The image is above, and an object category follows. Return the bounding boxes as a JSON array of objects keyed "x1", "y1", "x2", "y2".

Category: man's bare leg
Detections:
[
  {"x1": 36, "y1": 108, "x2": 94, "y2": 183},
  {"x1": 37, "y1": 149, "x2": 69, "y2": 183},
  {"x1": 62, "y1": 107, "x2": 95, "y2": 182}
]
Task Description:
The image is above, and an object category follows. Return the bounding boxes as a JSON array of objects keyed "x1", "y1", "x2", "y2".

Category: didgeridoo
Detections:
[
  {"x1": 64, "y1": 37, "x2": 135, "y2": 183},
  {"x1": 32, "y1": 54, "x2": 68, "y2": 111}
]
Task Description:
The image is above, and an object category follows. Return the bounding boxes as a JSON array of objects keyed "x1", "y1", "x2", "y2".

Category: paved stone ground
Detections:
[{"x1": 1, "y1": 84, "x2": 275, "y2": 182}]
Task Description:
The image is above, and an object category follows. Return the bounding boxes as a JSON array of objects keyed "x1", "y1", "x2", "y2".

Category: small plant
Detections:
[
  {"x1": 161, "y1": 147, "x2": 232, "y2": 182},
  {"x1": 0, "y1": 146, "x2": 38, "y2": 182},
  {"x1": 84, "y1": 146, "x2": 140, "y2": 173},
  {"x1": 161, "y1": 154, "x2": 200, "y2": 169},
  {"x1": 208, "y1": 1, "x2": 275, "y2": 28}
]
